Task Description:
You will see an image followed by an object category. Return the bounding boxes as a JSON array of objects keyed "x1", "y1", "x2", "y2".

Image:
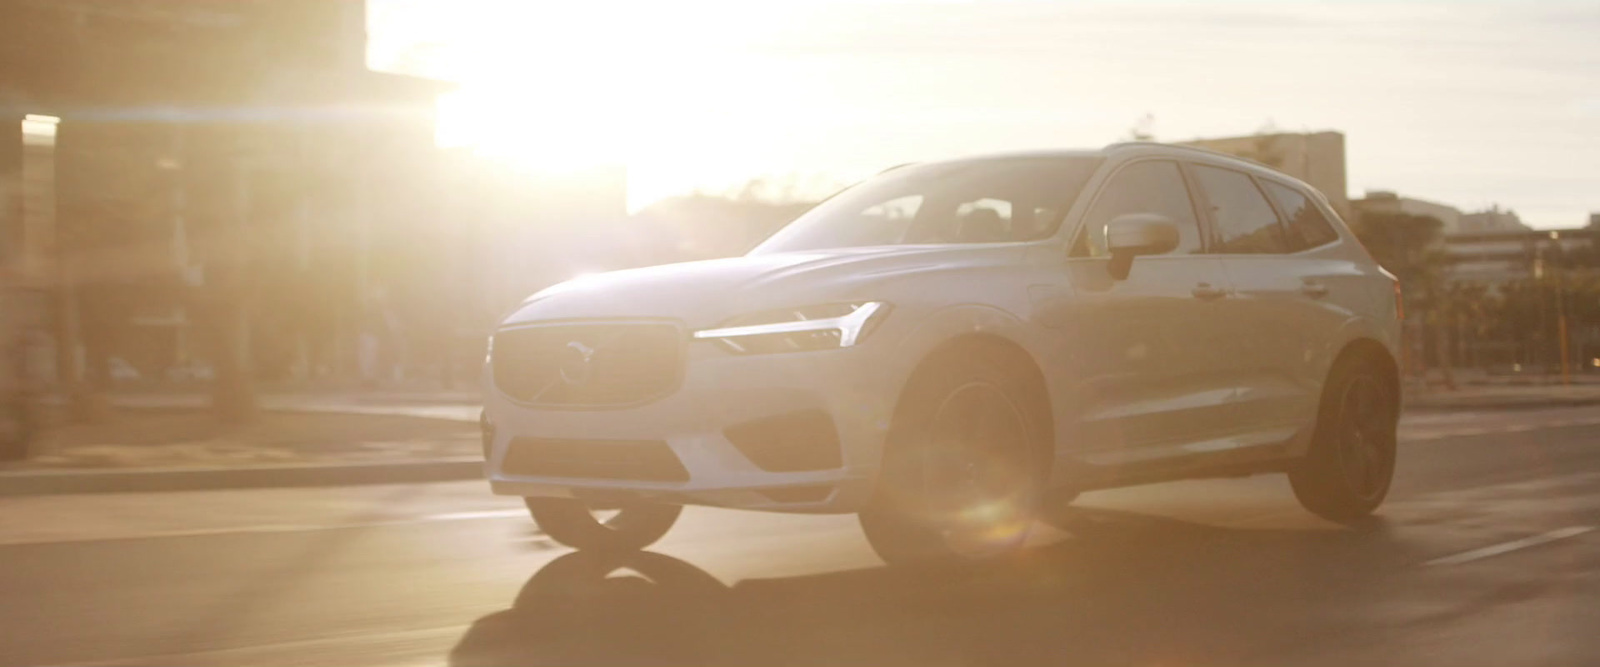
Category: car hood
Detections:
[{"x1": 502, "y1": 244, "x2": 1022, "y2": 328}]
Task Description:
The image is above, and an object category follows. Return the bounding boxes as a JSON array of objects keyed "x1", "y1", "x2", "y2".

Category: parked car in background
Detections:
[{"x1": 481, "y1": 142, "x2": 1403, "y2": 566}]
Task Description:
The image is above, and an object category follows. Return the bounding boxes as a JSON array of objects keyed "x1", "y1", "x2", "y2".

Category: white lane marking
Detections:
[
  {"x1": 1400, "y1": 412, "x2": 1482, "y2": 424},
  {"x1": 0, "y1": 508, "x2": 529, "y2": 546},
  {"x1": 1425, "y1": 526, "x2": 1595, "y2": 567},
  {"x1": 422, "y1": 509, "x2": 526, "y2": 521}
]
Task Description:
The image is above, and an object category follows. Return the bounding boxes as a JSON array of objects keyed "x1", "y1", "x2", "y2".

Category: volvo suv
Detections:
[{"x1": 482, "y1": 142, "x2": 1402, "y2": 566}]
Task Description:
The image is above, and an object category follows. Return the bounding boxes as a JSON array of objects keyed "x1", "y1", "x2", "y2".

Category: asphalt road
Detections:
[{"x1": 1, "y1": 407, "x2": 1598, "y2": 667}]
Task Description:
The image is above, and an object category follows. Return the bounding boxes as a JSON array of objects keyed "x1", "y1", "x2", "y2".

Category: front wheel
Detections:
[
  {"x1": 1289, "y1": 357, "x2": 1398, "y2": 523},
  {"x1": 524, "y1": 498, "x2": 682, "y2": 552},
  {"x1": 860, "y1": 352, "x2": 1050, "y2": 567}
]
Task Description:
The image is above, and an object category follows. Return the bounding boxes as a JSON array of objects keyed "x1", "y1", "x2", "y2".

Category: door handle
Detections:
[
  {"x1": 1300, "y1": 281, "x2": 1330, "y2": 298},
  {"x1": 1191, "y1": 284, "x2": 1228, "y2": 300}
]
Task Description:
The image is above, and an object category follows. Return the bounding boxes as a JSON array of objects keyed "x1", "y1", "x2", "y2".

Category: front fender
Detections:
[{"x1": 873, "y1": 302, "x2": 1072, "y2": 443}]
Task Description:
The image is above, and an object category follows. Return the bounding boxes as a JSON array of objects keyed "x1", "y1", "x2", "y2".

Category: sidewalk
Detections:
[
  {"x1": 0, "y1": 403, "x2": 484, "y2": 496},
  {"x1": 108, "y1": 391, "x2": 482, "y2": 424}
]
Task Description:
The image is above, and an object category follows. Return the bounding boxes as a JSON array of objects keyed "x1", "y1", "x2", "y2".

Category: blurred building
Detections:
[
  {"x1": 1458, "y1": 205, "x2": 1529, "y2": 234},
  {"x1": 1352, "y1": 190, "x2": 1463, "y2": 234},
  {"x1": 0, "y1": 0, "x2": 453, "y2": 390},
  {"x1": 1441, "y1": 228, "x2": 1600, "y2": 371},
  {"x1": 1181, "y1": 131, "x2": 1349, "y2": 215},
  {"x1": 1443, "y1": 230, "x2": 1594, "y2": 287}
]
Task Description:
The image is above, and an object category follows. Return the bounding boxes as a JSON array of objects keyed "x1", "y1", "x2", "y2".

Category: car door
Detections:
[
  {"x1": 1189, "y1": 164, "x2": 1344, "y2": 448},
  {"x1": 1035, "y1": 159, "x2": 1240, "y2": 466}
]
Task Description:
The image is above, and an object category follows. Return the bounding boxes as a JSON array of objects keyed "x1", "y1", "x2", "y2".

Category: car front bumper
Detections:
[{"x1": 482, "y1": 339, "x2": 903, "y2": 513}]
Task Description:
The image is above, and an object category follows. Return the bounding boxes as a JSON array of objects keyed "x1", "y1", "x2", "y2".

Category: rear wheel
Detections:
[
  {"x1": 524, "y1": 498, "x2": 682, "y2": 552},
  {"x1": 1289, "y1": 357, "x2": 1398, "y2": 523},
  {"x1": 859, "y1": 352, "x2": 1049, "y2": 567}
]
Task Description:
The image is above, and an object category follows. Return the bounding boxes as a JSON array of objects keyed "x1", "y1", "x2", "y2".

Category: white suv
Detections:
[{"x1": 482, "y1": 142, "x2": 1402, "y2": 566}]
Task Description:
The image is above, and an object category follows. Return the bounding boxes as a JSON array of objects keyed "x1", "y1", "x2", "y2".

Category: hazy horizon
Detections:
[{"x1": 369, "y1": 0, "x2": 1599, "y2": 228}]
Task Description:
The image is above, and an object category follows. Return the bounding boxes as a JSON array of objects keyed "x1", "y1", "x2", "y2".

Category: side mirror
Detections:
[{"x1": 1106, "y1": 213, "x2": 1180, "y2": 280}]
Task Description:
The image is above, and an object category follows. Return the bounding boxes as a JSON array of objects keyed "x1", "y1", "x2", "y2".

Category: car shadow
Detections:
[{"x1": 449, "y1": 508, "x2": 1414, "y2": 667}]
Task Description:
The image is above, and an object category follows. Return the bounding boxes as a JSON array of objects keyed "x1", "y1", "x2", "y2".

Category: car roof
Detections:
[
  {"x1": 932, "y1": 143, "x2": 1265, "y2": 171},
  {"x1": 1101, "y1": 141, "x2": 1270, "y2": 167},
  {"x1": 901, "y1": 143, "x2": 1321, "y2": 194}
]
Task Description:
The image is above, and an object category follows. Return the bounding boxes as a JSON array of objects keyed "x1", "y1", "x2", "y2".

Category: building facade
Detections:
[
  {"x1": 1353, "y1": 190, "x2": 1463, "y2": 234},
  {"x1": 1443, "y1": 230, "x2": 1593, "y2": 287},
  {"x1": 0, "y1": 0, "x2": 456, "y2": 397},
  {"x1": 1458, "y1": 206, "x2": 1528, "y2": 234}
]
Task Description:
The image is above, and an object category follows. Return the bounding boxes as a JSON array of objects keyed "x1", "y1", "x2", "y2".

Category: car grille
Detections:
[
  {"x1": 501, "y1": 437, "x2": 690, "y2": 483},
  {"x1": 492, "y1": 322, "x2": 682, "y2": 407}
]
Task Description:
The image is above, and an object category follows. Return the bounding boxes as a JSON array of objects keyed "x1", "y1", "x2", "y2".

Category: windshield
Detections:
[{"x1": 751, "y1": 156, "x2": 1104, "y2": 254}]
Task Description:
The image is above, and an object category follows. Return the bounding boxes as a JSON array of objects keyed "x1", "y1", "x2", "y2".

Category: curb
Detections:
[
  {"x1": 106, "y1": 398, "x2": 483, "y2": 424},
  {"x1": 0, "y1": 458, "x2": 484, "y2": 497}
]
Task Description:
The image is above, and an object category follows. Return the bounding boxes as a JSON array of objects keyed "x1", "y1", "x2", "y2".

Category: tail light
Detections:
[{"x1": 1393, "y1": 280, "x2": 1404, "y2": 321}]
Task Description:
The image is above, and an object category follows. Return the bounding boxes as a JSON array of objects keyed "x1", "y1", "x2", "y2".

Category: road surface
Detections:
[{"x1": 2, "y1": 406, "x2": 1598, "y2": 666}]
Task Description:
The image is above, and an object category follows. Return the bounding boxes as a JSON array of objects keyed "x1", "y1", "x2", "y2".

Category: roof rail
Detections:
[{"x1": 1103, "y1": 141, "x2": 1271, "y2": 168}]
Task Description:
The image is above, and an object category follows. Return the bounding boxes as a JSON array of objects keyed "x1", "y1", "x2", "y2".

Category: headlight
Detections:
[{"x1": 692, "y1": 302, "x2": 890, "y2": 354}]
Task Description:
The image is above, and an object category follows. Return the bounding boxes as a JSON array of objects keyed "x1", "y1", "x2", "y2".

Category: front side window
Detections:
[
  {"x1": 752, "y1": 157, "x2": 1104, "y2": 254},
  {"x1": 1263, "y1": 181, "x2": 1340, "y2": 250},
  {"x1": 1192, "y1": 165, "x2": 1288, "y2": 255},
  {"x1": 1072, "y1": 160, "x2": 1203, "y2": 257}
]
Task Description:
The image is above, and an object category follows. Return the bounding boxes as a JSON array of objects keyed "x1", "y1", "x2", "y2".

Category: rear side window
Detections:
[
  {"x1": 1191, "y1": 165, "x2": 1287, "y2": 255},
  {"x1": 1263, "y1": 181, "x2": 1340, "y2": 250},
  {"x1": 1072, "y1": 160, "x2": 1203, "y2": 257}
]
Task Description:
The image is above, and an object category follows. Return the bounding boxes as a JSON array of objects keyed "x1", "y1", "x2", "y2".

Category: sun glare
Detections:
[{"x1": 431, "y1": 1, "x2": 819, "y2": 209}]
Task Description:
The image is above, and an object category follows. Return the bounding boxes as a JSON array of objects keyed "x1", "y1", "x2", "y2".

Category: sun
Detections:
[{"x1": 427, "y1": 1, "x2": 818, "y2": 209}]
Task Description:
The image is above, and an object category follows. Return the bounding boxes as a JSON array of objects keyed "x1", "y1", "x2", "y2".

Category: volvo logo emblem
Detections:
[{"x1": 558, "y1": 340, "x2": 597, "y2": 386}]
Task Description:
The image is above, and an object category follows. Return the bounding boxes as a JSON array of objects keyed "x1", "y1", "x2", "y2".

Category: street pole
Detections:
[
  {"x1": 50, "y1": 117, "x2": 86, "y2": 415},
  {"x1": 1556, "y1": 248, "x2": 1572, "y2": 386},
  {"x1": 209, "y1": 155, "x2": 257, "y2": 422},
  {"x1": 1534, "y1": 244, "x2": 1549, "y2": 383},
  {"x1": 1547, "y1": 232, "x2": 1572, "y2": 386}
]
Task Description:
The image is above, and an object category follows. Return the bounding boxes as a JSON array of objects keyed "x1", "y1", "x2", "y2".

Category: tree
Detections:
[
  {"x1": 1351, "y1": 211, "x2": 1446, "y2": 294},
  {"x1": 1123, "y1": 114, "x2": 1155, "y2": 142},
  {"x1": 1485, "y1": 238, "x2": 1600, "y2": 376},
  {"x1": 1351, "y1": 210, "x2": 1451, "y2": 384},
  {"x1": 1439, "y1": 281, "x2": 1494, "y2": 369},
  {"x1": 182, "y1": 127, "x2": 258, "y2": 423}
]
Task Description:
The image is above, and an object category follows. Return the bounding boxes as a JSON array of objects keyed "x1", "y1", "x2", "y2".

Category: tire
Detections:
[
  {"x1": 525, "y1": 498, "x2": 682, "y2": 552},
  {"x1": 1289, "y1": 356, "x2": 1399, "y2": 523},
  {"x1": 859, "y1": 350, "x2": 1050, "y2": 567}
]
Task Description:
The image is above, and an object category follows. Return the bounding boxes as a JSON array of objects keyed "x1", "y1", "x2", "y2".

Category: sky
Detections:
[{"x1": 367, "y1": 0, "x2": 1600, "y2": 228}]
